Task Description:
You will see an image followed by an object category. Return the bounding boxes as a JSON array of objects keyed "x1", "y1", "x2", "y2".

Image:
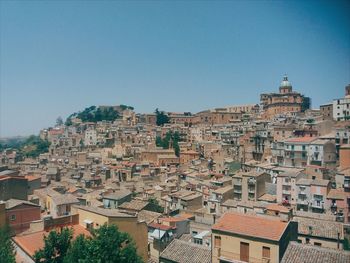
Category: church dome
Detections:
[{"x1": 280, "y1": 75, "x2": 292, "y2": 88}]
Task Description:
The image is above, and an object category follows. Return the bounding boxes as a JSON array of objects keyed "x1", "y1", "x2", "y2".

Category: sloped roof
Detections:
[
  {"x1": 160, "y1": 239, "x2": 211, "y2": 263},
  {"x1": 281, "y1": 242, "x2": 350, "y2": 263},
  {"x1": 6, "y1": 199, "x2": 40, "y2": 209},
  {"x1": 293, "y1": 216, "x2": 343, "y2": 240},
  {"x1": 13, "y1": 225, "x2": 90, "y2": 258},
  {"x1": 212, "y1": 212, "x2": 288, "y2": 241},
  {"x1": 118, "y1": 200, "x2": 149, "y2": 211}
]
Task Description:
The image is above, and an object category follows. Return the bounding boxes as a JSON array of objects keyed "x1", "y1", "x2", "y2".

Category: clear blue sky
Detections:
[{"x1": 1, "y1": 0, "x2": 349, "y2": 137}]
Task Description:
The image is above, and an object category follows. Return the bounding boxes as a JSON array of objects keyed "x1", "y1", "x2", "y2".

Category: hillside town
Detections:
[{"x1": 1, "y1": 76, "x2": 350, "y2": 263}]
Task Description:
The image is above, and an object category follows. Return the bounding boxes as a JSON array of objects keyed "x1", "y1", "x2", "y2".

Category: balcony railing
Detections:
[
  {"x1": 282, "y1": 190, "x2": 291, "y2": 195},
  {"x1": 248, "y1": 188, "x2": 255, "y2": 193},
  {"x1": 283, "y1": 181, "x2": 291, "y2": 186},
  {"x1": 248, "y1": 178, "x2": 256, "y2": 185},
  {"x1": 311, "y1": 201, "x2": 324, "y2": 209},
  {"x1": 336, "y1": 215, "x2": 344, "y2": 222},
  {"x1": 233, "y1": 180, "x2": 242, "y2": 186},
  {"x1": 214, "y1": 249, "x2": 271, "y2": 263},
  {"x1": 234, "y1": 188, "x2": 242, "y2": 194},
  {"x1": 297, "y1": 199, "x2": 308, "y2": 206}
]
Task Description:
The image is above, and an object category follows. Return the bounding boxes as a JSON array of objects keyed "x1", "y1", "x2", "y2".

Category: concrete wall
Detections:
[
  {"x1": 0, "y1": 177, "x2": 28, "y2": 201},
  {"x1": 212, "y1": 231, "x2": 280, "y2": 263},
  {"x1": 298, "y1": 235, "x2": 343, "y2": 250}
]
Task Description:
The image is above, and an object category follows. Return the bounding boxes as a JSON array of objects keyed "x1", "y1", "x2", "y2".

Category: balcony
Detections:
[
  {"x1": 248, "y1": 178, "x2": 256, "y2": 185},
  {"x1": 248, "y1": 188, "x2": 255, "y2": 193},
  {"x1": 282, "y1": 190, "x2": 291, "y2": 195},
  {"x1": 283, "y1": 180, "x2": 291, "y2": 186},
  {"x1": 217, "y1": 249, "x2": 270, "y2": 263},
  {"x1": 233, "y1": 180, "x2": 242, "y2": 186},
  {"x1": 234, "y1": 188, "x2": 242, "y2": 194},
  {"x1": 299, "y1": 190, "x2": 307, "y2": 195},
  {"x1": 297, "y1": 199, "x2": 308, "y2": 206},
  {"x1": 336, "y1": 214, "x2": 344, "y2": 222},
  {"x1": 311, "y1": 200, "x2": 324, "y2": 209}
]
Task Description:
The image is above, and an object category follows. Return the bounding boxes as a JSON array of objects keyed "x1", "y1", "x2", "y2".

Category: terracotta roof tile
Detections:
[
  {"x1": 13, "y1": 225, "x2": 91, "y2": 258},
  {"x1": 212, "y1": 212, "x2": 288, "y2": 241}
]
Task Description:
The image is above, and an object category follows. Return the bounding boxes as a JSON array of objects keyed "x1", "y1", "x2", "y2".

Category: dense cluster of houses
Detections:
[{"x1": 1, "y1": 76, "x2": 350, "y2": 263}]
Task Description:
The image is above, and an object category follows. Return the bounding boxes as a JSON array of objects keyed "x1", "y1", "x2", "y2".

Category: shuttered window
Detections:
[
  {"x1": 262, "y1": 246, "x2": 270, "y2": 259},
  {"x1": 214, "y1": 236, "x2": 221, "y2": 247}
]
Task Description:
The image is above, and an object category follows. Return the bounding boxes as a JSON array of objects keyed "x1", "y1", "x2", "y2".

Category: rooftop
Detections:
[
  {"x1": 294, "y1": 216, "x2": 344, "y2": 240},
  {"x1": 212, "y1": 212, "x2": 289, "y2": 241},
  {"x1": 103, "y1": 189, "x2": 131, "y2": 200},
  {"x1": 285, "y1": 136, "x2": 316, "y2": 143},
  {"x1": 118, "y1": 199, "x2": 149, "y2": 211},
  {"x1": 6, "y1": 199, "x2": 40, "y2": 209},
  {"x1": 160, "y1": 239, "x2": 211, "y2": 263},
  {"x1": 13, "y1": 224, "x2": 91, "y2": 258},
  {"x1": 75, "y1": 205, "x2": 136, "y2": 218},
  {"x1": 281, "y1": 242, "x2": 350, "y2": 263}
]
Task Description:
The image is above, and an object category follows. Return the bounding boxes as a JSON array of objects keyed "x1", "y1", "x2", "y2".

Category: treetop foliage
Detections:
[
  {"x1": 34, "y1": 224, "x2": 143, "y2": 263},
  {"x1": 154, "y1": 108, "x2": 170, "y2": 126},
  {"x1": 65, "y1": 106, "x2": 122, "y2": 125},
  {"x1": 0, "y1": 225, "x2": 16, "y2": 263}
]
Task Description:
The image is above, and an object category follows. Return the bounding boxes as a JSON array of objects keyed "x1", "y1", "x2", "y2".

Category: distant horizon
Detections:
[{"x1": 1, "y1": 1, "x2": 349, "y2": 137}]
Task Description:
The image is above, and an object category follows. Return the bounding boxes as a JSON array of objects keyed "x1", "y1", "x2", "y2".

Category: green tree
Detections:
[
  {"x1": 56, "y1": 117, "x2": 64, "y2": 126},
  {"x1": 156, "y1": 131, "x2": 181, "y2": 157},
  {"x1": 146, "y1": 197, "x2": 164, "y2": 213},
  {"x1": 64, "y1": 224, "x2": 143, "y2": 263},
  {"x1": 301, "y1": 96, "x2": 311, "y2": 112},
  {"x1": 65, "y1": 117, "x2": 73, "y2": 126},
  {"x1": 34, "y1": 228, "x2": 73, "y2": 263},
  {"x1": 155, "y1": 108, "x2": 170, "y2": 126},
  {"x1": 0, "y1": 225, "x2": 16, "y2": 263},
  {"x1": 23, "y1": 135, "x2": 50, "y2": 158},
  {"x1": 155, "y1": 136, "x2": 162, "y2": 147},
  {"x1": 36, "y1": 225, "x2": 143, "y2": 263},
  {"x1": 63, "y1": 235, "x2": 89, "y2": 263}
]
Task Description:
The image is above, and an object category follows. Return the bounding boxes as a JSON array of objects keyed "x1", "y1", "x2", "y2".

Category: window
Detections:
[
  {"x1": 314, "y1": 242, "x2": 322, "y2": 246},
  {"x1": 262, "y1": 246, "x2": 270, "y2": 259},
  {"x1": 214, "y1": 236, "x2": 221, "y2": 247},
  {"x1": 10, "y1": 214, "x2": 16, "y2": 221},
  {"x1": 306, "y1": 238, "x2": 310, "y2": 244}
]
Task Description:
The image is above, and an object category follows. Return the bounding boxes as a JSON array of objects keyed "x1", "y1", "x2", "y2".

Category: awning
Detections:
[
  {"x1": 83, "y1": 219, "x2": 93, "y2": 224},
  {"x1": 150, "y1": 229, "x2": 166, "y2": 239},
  {"x1": 193, "y1": 230, "x2": 210, "y2": 239}
]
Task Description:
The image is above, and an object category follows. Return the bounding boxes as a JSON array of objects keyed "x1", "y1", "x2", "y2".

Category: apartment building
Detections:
[
  {"x1": 276, "y1": 170, "x2": 306, "y2": 206},
  {"x1": 233, "y1": 171, "x2": 271, "y2": 202},
  {"x1": 212, "y1": 213, "x2": 297, "y2": 263},
  {"x1": 333, "y1": 85, "x2": 350, "y2": 121},
  {"x1": 207, "y1": 186, "x2": 233, "y2": 214},
  {"x1": 327, "y1": 188, "x2": 350, "y2": 223},
  {"x1": 284, "y1": 137, "x2": 315, "y2": 167},
  {"x1": 296, "y1": 178, "x2": 330, "y2": 213}
]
